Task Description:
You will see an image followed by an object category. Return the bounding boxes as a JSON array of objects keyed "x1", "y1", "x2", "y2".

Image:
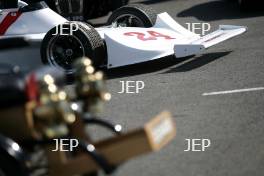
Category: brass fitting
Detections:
[
  {"x1": 74, "y1": 57, "x2": 111, "y2": 114},
  {"x1": 33, "y1": 73, "x2": 76, "y2": 139}
]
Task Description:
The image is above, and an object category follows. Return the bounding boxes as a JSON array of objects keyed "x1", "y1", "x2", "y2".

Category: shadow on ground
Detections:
[
  {"x1": 177, "y1": 0, "x2": 264, "y2": 21},
  {"x1": 162, "y1": 51, "x2": 231, "y2": 74},
  {"x1": 104, "y1": 55, "x2": 187, "y2": 79},
  {"x1": 105, "y1": 51, "x2": 231, "y2": 79},
  {"x1": 137, "y1": 0, "x2": 174, "y2": 5}
]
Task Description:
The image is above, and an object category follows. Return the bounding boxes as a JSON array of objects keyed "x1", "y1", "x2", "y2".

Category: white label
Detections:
[{"x1": 151, "y1": 118, "x2": 173, "y2": 145}]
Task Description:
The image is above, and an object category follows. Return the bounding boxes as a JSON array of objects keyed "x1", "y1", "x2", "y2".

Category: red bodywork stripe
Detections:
[
  {"x1": 26, "y1": 73, "x2": 39, "y2": 102},
  {"x1": 0, "y1": 11, "x2": 22, "y2": 35}
]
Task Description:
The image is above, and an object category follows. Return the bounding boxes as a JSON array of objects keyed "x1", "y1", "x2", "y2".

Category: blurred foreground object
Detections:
[
  {"x1": 74, "y1": 57, "x2": 111, "y2": 114},
  {"x1": 0, "y1": 57, "x2": 176, "y2": 176}
]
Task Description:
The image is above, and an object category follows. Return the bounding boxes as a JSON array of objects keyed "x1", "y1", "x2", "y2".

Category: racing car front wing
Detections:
[
  {"x1": 104, "y1": 12, "x2": 247, "y2": 68},
  {"x1": 174, "y1": 25, "x2": 247, "y2": 58}
]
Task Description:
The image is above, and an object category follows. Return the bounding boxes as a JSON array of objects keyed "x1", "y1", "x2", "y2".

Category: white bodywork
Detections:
[
  {"x1": 97, "y1": 13, "x2": 246, "y2": 68},
  {"x1": 6, "y1": 9, "x2": 67, "y2": 35},
  {"x1": 0, "y1": 2, "x2": 247, "y2": 69}
]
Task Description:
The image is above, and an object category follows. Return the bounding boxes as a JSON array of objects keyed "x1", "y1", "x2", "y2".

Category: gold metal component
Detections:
[
  {"x1": 85, "y1": 66, "x2": 95, "y2": 74},
  {"x1": 48, "y1": 84, "x2": 58, "y2": 93},
  {"x1": 44, "y1": 74, "x2": 55, "y2": 84},
  {"x1": 94, "y1": 71, "x2": 103, "y2": 80},
  {"x1": 50, "y1": 93, "x2": 59, "y2": 102},
  {"x1": 32, "y1": 73, "x2": 77, "y2": 139},
  {"x1": 74, "y1": 57, "x2": 95, "y2": 76},
  {"x1": 58, "y1": 91, "x2": 67, "y2": 100},
  {"x1": 44, "y1": 125, "x2": 69, "y2": 139},
  {"x1": 102, "y1": 92, "x2": 112, "y2": 101},
  {"x1": 65, "y1": 113, "x2": 76, "y2": 124},
  {"x1": 73, "y1": 57, "x2": 111, "y2": 114},
  {"x1": 83, "y1": 58, "x2": 92, "y2": 66}
]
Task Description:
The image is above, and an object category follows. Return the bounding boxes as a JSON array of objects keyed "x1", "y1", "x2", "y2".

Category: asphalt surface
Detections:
[
  {"x1": 1, "y1": 0, "x2": 264, "y2": 176},
  {"x1": 92, "y1": 0, "x2": 264, "y2": 176}
]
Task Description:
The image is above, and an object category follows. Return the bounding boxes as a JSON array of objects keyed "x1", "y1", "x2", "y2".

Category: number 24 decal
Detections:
[{"x1": 124, "y1": 31, "x2": 175, "y2": 41}]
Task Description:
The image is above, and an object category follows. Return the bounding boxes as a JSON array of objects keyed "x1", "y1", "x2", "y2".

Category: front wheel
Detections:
[
  {"x1": 107, "y1": 4, "x2": 157, "y2": 27},
  {"x1": 41, "y1": 22, "x2": 105, "y2": 73}
]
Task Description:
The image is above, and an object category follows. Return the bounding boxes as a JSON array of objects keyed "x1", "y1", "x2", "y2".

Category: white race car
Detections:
[{"x1": 0, "y1": 1, "x2": 247, "y2": 73}]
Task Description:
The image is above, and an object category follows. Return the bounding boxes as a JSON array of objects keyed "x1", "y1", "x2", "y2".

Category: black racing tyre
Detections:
[
  {"x1": 0, "y1": 150, "x2": 28, "y2": 176},
  {"x1": 41, "y1": 22, "x2": 105, "y2": 73},
  {"x1": 107, "y1": 4, "x2": 157, "y2": 27}
]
